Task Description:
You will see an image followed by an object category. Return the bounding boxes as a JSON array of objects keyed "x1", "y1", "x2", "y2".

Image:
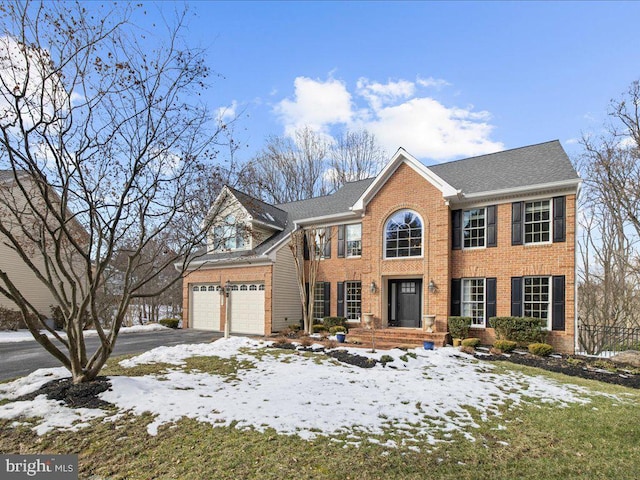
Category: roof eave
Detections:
[{"x1": 446, "y1": 178, "x2": 582, "y2": 205}]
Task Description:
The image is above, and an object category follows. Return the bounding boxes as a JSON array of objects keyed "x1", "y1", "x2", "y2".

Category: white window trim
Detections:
[
  {"x1": 523, "y1": 199, "x2": 553, "y2": 246},
  {"x1": 462, "y1": 207, "x2": 487, "y2": 250},
  {"x1": 383, "y1": 209, "x2": 425, "y2": 260},
  {"x1": 523, "y1": 276, "x2": 552, "y2": 330},
  {"x1": 461, "y1": 278, "x2": 486, "y2": 328}
]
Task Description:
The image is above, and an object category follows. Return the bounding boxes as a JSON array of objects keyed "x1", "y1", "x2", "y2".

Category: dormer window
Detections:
[{"x1": 213, "y1": 214, "x2": 246, "y2": 251}]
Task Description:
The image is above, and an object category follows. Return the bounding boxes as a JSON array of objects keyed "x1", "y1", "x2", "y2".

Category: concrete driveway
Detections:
[{"x1": 0, "y1": 329, "x2": 222, "y2": 382}]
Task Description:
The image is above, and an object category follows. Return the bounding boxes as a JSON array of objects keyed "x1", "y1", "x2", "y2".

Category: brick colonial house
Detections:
[{"x1": 181, "y1": 140, "x2": 581, "y2": 353}]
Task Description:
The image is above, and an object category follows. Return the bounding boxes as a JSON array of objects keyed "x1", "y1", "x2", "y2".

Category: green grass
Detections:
[{"x1": 1, "y1": 355, "x2": 639, "y2": 479}]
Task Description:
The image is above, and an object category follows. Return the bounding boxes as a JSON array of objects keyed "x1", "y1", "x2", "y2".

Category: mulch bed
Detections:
[
  {"x1": 15, "y1": 376, "x2": 113, "y2": 409},
  {"x1": 476, "y1": 351, "x2": 640, "y2": 389}
]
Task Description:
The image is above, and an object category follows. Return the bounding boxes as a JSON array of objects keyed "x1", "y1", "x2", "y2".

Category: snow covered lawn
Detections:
[
  {"x1": 0, "y1": 337, "x2": 627, "y2": 450},
  {"x1": 0, "y1": 323, "x2": 170, "y2": 343}
]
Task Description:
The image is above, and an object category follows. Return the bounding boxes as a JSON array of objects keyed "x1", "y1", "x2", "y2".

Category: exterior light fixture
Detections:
[
  {"x1": 428, "y1": 279, "x2": 437, "y2": 294},
  {"x1": 225, "y1": 280, "x2": 231, "y2": 298},
  {"x1": 370, "y1": 280, "x2": 377, "y2": 294}
]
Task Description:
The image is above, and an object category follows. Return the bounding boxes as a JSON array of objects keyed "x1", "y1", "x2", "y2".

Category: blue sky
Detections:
[{"x1": 140, "y1": 1, "x2": 640, "y2": 166}]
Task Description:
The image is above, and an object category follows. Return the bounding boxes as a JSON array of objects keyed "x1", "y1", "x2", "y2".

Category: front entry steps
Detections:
[{"x1": 346, "y1": 327, "x2": 448, "y2": 350}]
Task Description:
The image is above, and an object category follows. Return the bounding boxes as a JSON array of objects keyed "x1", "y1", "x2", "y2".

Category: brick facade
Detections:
[
  {"x1": 182, "y1": 265, "x2": 273, "y2": 333},
  {"x1": 314, "y1": 163, "x2": 577, "y2": 353},
  {"x1": 184, "y1": 143, "x2": 579, "y2": 354}
]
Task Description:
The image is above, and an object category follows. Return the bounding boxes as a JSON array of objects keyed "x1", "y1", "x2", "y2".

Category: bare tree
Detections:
[
  {"x1": 289, "y1": 226, "x2": 332, "y2": 334},
  {"x1": 245, "y1": 127, "x2": 330, "y2": 204},
  {"x1": 0, "y1": 2, "x2": 227, "y2": 383},
  {"x1": 328, "y1": 129, "x2": 386, "y2": 191},
  {"x1": 578, "y1": 79, "x2": 640, "y2": 352},
  {"x1": 244, "y1": 127, "x2": 385, "y2": 204}
]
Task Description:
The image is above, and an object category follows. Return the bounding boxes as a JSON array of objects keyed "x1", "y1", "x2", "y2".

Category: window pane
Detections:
[
  {"x1": 462, "y1": 278, "x2": 485, "y2": 327},
  {"x1": 524, "y1": 200, "x2": 551, "y2": 244},
  {"x1": 345, "y1": 281, "x2": 361, "y2": 321},
  {"x1": 346, "y1": 224, "x2": 362, "y2": 257},
  {"x1": 463, "y1": 209, "x2": 485, "y2": 248},
  {"x1": 313, "y1": 282, "x2": 325, "y2": 320},
  {"x1": 385, "y1": 210, "x2": 422, "y2": 258}
]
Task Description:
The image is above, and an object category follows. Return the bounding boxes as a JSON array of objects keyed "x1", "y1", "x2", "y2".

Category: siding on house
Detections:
[{"x1": 271, "y1": 243, "x2": 302, "y2": 332}]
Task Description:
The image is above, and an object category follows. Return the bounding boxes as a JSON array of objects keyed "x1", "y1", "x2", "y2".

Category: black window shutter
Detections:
[
  {"x1": 337, "y1": 225, "x2": 345, "y2": 258},
  {"x1": 486, "y1": 278, "x2": 497, "y2": 326},
  {"x1": 323, "y1": 233, "x2": 331, "y2": 258},
  {"x1": 451, "y1": 279, "x2": 461, "y2": 316},
  {"x1": 452, "y1": 210, "x2": 462, "y2": 250},
  {"x1": 511, "y1": 277, "x2": 523, "y2": 316},
  {"x1": 305, "y1": 282, "x2": 310, "y2": 309},
  {"x1": 512, "y1": 202, "x2": 523, "y2": 245},
  {"x1": 323, "y1": 282, "x2": 331, "y2": 319},
  {"x1": 337, "y1": 282, "x2": 344, "y2": 317},
  {"x1": 553, "y1": 196, "x2": 566, "y2": 243},
  {"x1": 303, "y1": 234, "x2": 309, "y2": 260},
  {"x1": 486, "y1": 206, "x2": 497, "y2": 247},
  {"x1": 552, "y1": 275, "x2": 566, "y2": 331}
]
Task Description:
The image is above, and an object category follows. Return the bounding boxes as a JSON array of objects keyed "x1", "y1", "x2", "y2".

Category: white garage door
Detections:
[
  {"x1": 191, "y1": 284, "x2": 221, "y2": 330},
  {"x1": 230, "y1": 283, "x2": 265, "y2": 335}
]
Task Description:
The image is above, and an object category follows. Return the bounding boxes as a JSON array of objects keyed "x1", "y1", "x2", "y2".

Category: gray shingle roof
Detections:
[
  {"x1": 428, "y1": 140, "x2": 578, "y2": 195},
  {"x1": 192, "y1": 178, "x2": 375, "y2": 264},
  {"x1": 192, "y1": 140, "x2": 579, "y2": 266},
  {"x1": 226, "y1": 186, "x2": 288, "y2": 229}
]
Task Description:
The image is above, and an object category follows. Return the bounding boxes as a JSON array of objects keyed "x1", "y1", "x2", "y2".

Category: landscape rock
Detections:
[{"x1": 610, "y1": 350, "x2": 640, "y2": 368}]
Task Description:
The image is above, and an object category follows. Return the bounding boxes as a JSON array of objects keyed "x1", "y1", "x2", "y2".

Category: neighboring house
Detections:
[
  {"x1": 181, "y1": 140, "x2": 581, "y2": 353},
  {"x1": 0, "y1": 170, "x2": 86, "y2": 315}
]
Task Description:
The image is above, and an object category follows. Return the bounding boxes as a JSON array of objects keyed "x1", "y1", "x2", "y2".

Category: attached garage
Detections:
[
  {"x1": 190, "y1": 284, "x2": 221, "y2": 331},
  {"x1": 229, "y1": 283, "x2": 265, "y2": 335}
]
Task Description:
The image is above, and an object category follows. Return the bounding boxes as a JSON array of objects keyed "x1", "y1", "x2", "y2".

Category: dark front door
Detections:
[{"x1": 388, "y1": 279, "x2": 422, "y2": 328}]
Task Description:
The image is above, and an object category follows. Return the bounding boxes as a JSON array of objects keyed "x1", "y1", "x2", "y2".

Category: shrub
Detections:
[
  {"x1": 0, "y1": 307, "x2": 28, "y2": 331},
  {"x1": 50, "y1": 305, "x2": 66, "y2": 330},
  {"x1": 460, "y1": 345, "x2": 476, "y2": 355},
  {"x1": 300, "y1": 336, "x2": 314, "y2": 347},
  {"x1": 329, "y1": 325, "x2": 347, "y2": 334},
  {"x1": 448, "y1": 316, "x2": 471, "y2": 339},
  {"x1": 490, "y1": 316, "x2": 547, "y2": 344},
  {"x1": 288, "y1": 323, "x2": 301, "y2": 332},
  {"x1": 323, "y1": 316, "x2": 347, "y2": 329},
  {"x1": 461, "y1": 338, "x2": 481, "y2": 348},
  {"x1": 325, "y1": 339, "x2": 337, "y2": 349},
  {"x1": 380, "y1": 354, "x2": 394, "y2": 365},
  {"x1": 312, "y1": 323, "x2": 326, "y2": 333},
  {"x1": 528, "y1": 343, "x2": 553, "y2": 356},
  {"x1": 159, "y1": 318, "x2": 180, "y2": 329},
  {"x1": 493, "y1": 339, "x2": 517, "y2": 353}
]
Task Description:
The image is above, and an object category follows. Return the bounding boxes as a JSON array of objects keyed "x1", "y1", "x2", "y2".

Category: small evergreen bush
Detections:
[
  {"x1": 461, "y1": 338, "x2": 481, "y2": 348},
  {"x1": 329, "y1": 325, "x2": 347, "y2": 334},
  {"x1": 323, "y1": 316, "x2": 347, "y2": 329},
  {"x1": 491, "y1": 316, "x2": 547, "y2": 344},
  {"x1": 448, "y1": 316, "x2": 472, "y2": 339},
  {"x1": 159, "y1": 318, "x2": 180, "y2": 329},
  {"x1": 312, "y1": 323, "x2": 326, "y2": 333},
  {"x1": 528, "y1": 343, "x2": 553, "y2": 356},
  {"x1": 493, "y1": 339, "x2": 517, "y2": 353},
  {"x1": 380, "y1": 354, "x2": 394, "y2": 365}
]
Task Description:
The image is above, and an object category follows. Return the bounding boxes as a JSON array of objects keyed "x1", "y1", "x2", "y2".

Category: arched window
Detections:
[
  {"x1": 384, "y1": 210, "x2": 423, "y2": 258},
  {"x1": 240, "y1": 284, "x2": 248, "y2": 291},
  {"x1": 249, "y1": 284, "x2": 257, "y2": 291}
]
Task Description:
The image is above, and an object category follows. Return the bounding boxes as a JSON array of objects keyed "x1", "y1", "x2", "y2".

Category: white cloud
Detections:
[
  {"x1": 216, "y1": 101, "x2": 238, "y2": 126},
  {"x1": 416, "y1": 76, "x2": 450, "y2": 89},
  {"x1": 273, "y1": 76, "x2": 353, "y2": 136},
  {"x1": 273, "y1": 75, "x2": 503, "y2": 161}
]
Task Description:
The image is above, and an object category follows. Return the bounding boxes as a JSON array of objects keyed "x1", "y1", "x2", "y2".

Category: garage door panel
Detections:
[
  {"x1": 230, "y1": 283, "x2": 265, "y2": 335},
  {"x1": 191, "y1": 284, "x2": 221, "y2": 331}
]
